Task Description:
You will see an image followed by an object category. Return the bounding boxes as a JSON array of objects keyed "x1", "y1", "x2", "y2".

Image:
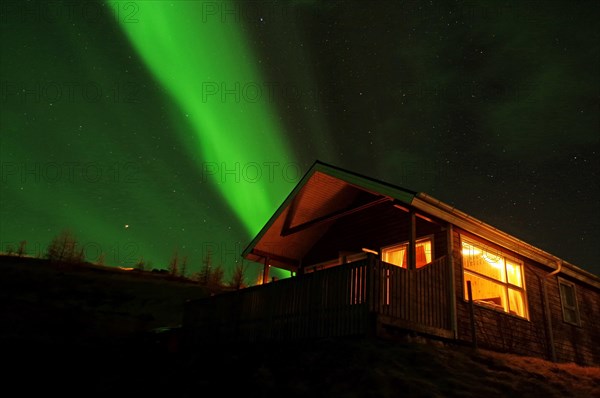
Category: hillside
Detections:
[
  {"x1": 0, "y1": 256, "x2": 208, "y2": 347},
  {"x1": 2, "y1": 256, "x2": 598, "y2": 398}
]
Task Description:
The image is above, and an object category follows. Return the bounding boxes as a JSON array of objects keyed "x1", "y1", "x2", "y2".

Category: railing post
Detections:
[{"x1": 365, "y1": 254, "x2": 376, "y2": 336}]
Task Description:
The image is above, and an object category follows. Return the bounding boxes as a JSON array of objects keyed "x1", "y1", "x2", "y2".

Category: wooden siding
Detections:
[
  {"x1": 546, "y1": 275, "x2": 600, "y2": 364},
  {"x1": 371, "y1": 256, "x2": 453, "y2": 338},
  {"x1": 452, "y1": 229, "x2": 600, "y2": 365}
]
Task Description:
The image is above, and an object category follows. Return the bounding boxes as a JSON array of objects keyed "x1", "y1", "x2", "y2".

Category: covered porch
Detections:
[{"x1": 183, "y1": 163, "x2": 457, "y2": 346}]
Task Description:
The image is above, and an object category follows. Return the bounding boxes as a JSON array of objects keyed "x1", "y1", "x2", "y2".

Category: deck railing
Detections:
[
  {"x1": 371, "y1": 256, "x2": 453, "y2": 337},
  {"x1": 183, "y1": 255, "x2": 452, "y2": 346}
]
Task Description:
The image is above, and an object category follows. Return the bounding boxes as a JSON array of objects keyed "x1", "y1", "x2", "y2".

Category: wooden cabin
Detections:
[{"x1": 183, "y1": 161, "x2": 600, "y2": 365}]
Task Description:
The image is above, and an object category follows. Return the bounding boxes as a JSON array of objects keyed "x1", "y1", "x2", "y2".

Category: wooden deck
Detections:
[{"x1": 183, "y1": 255, "x2": 453, "y2": 347}]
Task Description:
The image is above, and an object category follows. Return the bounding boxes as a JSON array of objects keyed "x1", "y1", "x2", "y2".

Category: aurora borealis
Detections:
[
  {"x1": 1, "y1": 1, "x2": 599, "y2": 277},
  {"x1": 106, "y1": 0, "x2": 294, "y2": 235}
]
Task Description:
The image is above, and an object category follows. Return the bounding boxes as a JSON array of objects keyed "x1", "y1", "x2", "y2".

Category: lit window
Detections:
[
  {"x1": 461, "y1": 236, "x2": 528, "y2": 319},
  {"x1": 381, "y1": 238, "x2": 433, "y2": 268},
  {"x1": 558, "y1": 279, "x2": 580, "y2": 326}
]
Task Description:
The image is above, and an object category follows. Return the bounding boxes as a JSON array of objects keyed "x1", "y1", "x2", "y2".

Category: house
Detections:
[{"x1": 183, "y1": 161, "x2": 600, "y2": 365}]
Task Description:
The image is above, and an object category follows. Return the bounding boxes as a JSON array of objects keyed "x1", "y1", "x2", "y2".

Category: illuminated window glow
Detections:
[
  {"x1": 381, "y1": 237, "x2": 433, "y2": 268},
  {"x1": 461, "y1": 236, "x2": 528, "y2": 319}
]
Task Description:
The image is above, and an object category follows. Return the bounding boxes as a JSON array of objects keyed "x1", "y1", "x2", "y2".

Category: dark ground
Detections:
[{"x1": 2, "y1": 256, "x2": 598, "y2": 398}]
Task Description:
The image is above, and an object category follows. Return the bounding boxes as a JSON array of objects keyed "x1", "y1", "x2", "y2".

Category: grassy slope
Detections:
[
  {"x1": 0, "y1": 256, "x2": 207, "y2": 345},
  {"x1": 1, "y1": 256, "x2": 598, "y2": 398}
]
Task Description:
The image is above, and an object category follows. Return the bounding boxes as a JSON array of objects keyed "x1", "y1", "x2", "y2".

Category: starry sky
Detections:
[{"x1": 1, "y1": 0, "x2": 598, "y2": 279}]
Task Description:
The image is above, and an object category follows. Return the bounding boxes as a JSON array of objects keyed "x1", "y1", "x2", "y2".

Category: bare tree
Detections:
[
  {"x1": 76, "y1": 247, "x2": 85, "y2": 264},
  {"x1": 198, "y1": 250, "x2": 213, "y2": 286},
  {"x1": 229, "y1": 260, "x2": 248, "y2": 290},
  {"x1": 180, "y1": 256, "x2": 188, "y2": 278},
  {"x1": 194, "y1": 251, "x2": 224, "y2": 291},
  {"x1": 17, "y1": 240, "x2": 27, "y2": 257},
  {"x1": 135, "y1": 257, "x2": 145, "y2": 271},
  {"x1": 46, "y1": 230, "x2": 78, "y2": 263},
  {"x1": 97, "y1": 252, "x2": 106, "y2": 266},
  {"x1": 168, "y1": 251, "x2": 179, "y2": 276},
  {"x1": 209, "y1": 265, "x2": 224, "y2": 289}
]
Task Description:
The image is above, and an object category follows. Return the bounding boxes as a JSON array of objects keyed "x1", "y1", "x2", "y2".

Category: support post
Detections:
[
  {"x1": 365, "y1": 253, "x2": 377, "y2": 337},
  {"x1": 408, "y1": 210, "x2": 416, "y2": 270},
  {"x1": 262, "y1": 256, "x2": 270, "y2": 284},
  {"x1": 447, "y1": 224, "x2": 458, "y2": 339},
  {"x1": 467, "y1": 280, "x2": 477, "y2": 349}
]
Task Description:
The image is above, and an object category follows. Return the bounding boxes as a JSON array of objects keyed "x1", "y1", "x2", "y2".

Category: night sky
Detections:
[{"x1": 1, "y1": 1, "x2": 598, "y2": 279}]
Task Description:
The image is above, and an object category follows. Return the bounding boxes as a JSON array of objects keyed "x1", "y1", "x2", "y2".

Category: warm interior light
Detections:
[
  {"x1": 483, "y1": 254, "x2": 503, "y2": 268},
  {"x1": 461, "y1": 236, "x2": 527, "y2": 318},
  {"x1": 382, "y1": 238, "x2": 432, "y2": 268},
  {"x1": 462, "y1": 247, "x2": 481, "y2": 256},
  {"x1": 362, "y1": 248, "x2": 379, "y2": 255},
  {"x1": 393, "y1": 204, "x2": 409, "y2": 212}
]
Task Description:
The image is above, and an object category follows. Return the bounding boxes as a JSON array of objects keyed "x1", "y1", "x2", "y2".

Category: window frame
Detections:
[
  {"x1": 460, "y1": 234, "x2": 529, "y2": 320},
  {"x1": 557, "y1": 277, "x2": 581, "y2": 326},
  {"x1": 380, "y1": 235, "x2": 435, "y2": 269}
]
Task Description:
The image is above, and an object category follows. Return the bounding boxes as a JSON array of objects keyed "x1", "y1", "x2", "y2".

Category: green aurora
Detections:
[
  {"x1": 106, "y1": 0, "x2": 295, "y2": 236},
  {"x1": 1, "y1": 1, "x2": 598, "y2": 277}
]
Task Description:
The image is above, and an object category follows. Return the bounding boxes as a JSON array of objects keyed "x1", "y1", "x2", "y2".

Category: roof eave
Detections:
[{"x1": 413, "y1": 193, "x2": 600, "y2": 289}]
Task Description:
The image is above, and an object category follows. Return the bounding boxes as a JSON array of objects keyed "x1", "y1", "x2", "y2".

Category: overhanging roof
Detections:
[
  {"x1": 242, "y1": 161, "x2": 599, "y2": 289},
  {"x1": 242, "y1": 161, "x2": 416, "y2": 270}
]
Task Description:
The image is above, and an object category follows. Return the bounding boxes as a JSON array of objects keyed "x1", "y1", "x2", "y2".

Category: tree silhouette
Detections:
[
  {"x1": 46, "y1": 229, "x2": 80, "y2": 263},
  {"x1": 229, "y1": 260, "x2": 248, "y2": 290},
  {"x1": 199, "y1": 250, "x2": 212, "y2": 285},
  {"x1": 168, "y1": 251, "x2": 179, "y2": 276},
  {"x1": 135, "y1": 257, "x2": 145, "y2": 271},
  {"x1": 194, "y1": 251, "x2": 224, "y2": 291},
  {"x1": 17, "y1": 240, "x2": 27, "y2": 257},
  {"x1": 180, "y1": 256, "x2": 188, "y2": 278},
  {"x1": 210, "y1": 265, "x2": 224, "y2": 289},
  {"x1": 97, "y1": 252, "x2": 106, "y2": 266},
  {"x1": 76, "y1": 247, "x2": 85, "y2": 264}
]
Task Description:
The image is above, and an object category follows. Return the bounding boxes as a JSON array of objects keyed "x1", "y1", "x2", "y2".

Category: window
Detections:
[
  {"x1": 461, "y1": 236, "x2": 528, "y2": 319},
  {"x1": 381, "y1": 237, "x2": 433, "y2": 268},
  {"x1": 558, "y1": 279, "x2": 580, "y2": 326}
]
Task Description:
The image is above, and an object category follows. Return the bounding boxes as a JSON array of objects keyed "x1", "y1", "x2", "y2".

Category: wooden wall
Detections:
[
  {"x1": 546, "y1": 274, "x2": 600, "y2": 364},
  {"x1": 452, "y1": 229, "x2": 600, "y2": 365}
]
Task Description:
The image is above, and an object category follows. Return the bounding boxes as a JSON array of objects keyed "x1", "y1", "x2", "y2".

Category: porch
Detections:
[{"x1": 183, "y1": 255, "x2": 454, "y2": 347}]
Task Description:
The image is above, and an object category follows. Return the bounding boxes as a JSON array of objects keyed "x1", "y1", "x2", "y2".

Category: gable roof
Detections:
[{"x1": 243, "y1": 160, "x2": 599, "y2": 289}]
